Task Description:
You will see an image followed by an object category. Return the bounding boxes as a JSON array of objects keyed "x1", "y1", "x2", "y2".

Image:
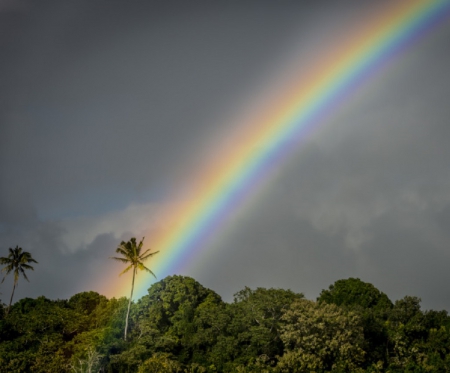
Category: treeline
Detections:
[{"x1": 1, "y1": 276, "x2": 450, "y2": 372}]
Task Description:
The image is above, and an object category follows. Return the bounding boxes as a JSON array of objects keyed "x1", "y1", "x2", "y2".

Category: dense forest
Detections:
[{"x1": 1, "y1": 274, "x2": 450, "y2": 372}]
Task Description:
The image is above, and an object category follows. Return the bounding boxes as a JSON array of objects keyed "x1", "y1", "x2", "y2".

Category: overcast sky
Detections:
[{"x1": 1, "y1": 0, "x2": 450, "y2": 311}]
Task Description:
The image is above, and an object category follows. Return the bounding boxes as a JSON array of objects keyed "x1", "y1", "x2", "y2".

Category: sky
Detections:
[{"x1": 1, "y1": 0, "x2": 450, "y2": 311}]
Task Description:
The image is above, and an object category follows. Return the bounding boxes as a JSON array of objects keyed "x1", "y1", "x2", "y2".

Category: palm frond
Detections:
[
  {"x1": 139, "y1": 247, "x2": 157, "y2": 258},
  {"x1": 140, "y1": 250, "x2": 159, "y2": 261},
  {"x1": 110, "y1": 257, "x2": 131, "y2": 264},
  {"x1": 142, "y1": 265, "x2": 157, "y2": 279},
  {"x1": 1, "y1": 263, "x2": 14, "y2": 273},
  {"x1": 131, "y1": 238, "x2": 138, "y2": 257},
  {"x1": 119, "y1": 265, "x2": 133, "y2": 276},
  {"x1": 24, "y1": 257, "x2": 38, "y2": 264},
  {"x1": 136, "y1": 262, "x2": 157, "y2": 278},
  {"x1": 20, "y1": 267, "x2": 30, "y2": 282},
  {"x1": 137, "y1": 237, "x2": 145, "y2": 251},
  {"x1": 117, "y1": 240, "x2": 131, "y2": 251},
  {"x1": 115, "y1": 247, "x2": 131, "y2": 257}
]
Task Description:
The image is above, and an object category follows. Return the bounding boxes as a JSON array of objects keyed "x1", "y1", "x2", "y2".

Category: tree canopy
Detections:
[
  {"x1": 317, "y1": 277, "x2": 393, "y2": 311},
  {"x1": 110, "y1": 237, "x2": 158, "y2": 341},
  {"x1": 0, "y1": 246, "x2": 38, "y2": 315},
  {"x1": 1, "y1": 275, "x2": 449, "y2": 372}
]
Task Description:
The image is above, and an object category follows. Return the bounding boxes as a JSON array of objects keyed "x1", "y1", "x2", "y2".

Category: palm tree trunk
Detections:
[
  {"x1": 124, "y1": 267, "x2": 136, "y2": 340},
  {"x1": 7, "y1": 281, "x2": 16, "y2": 316}
]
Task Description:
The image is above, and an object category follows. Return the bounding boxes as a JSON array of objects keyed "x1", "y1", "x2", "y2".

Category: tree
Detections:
[
  {"x1": 223, "y1": 287, "x2": 304, "y2": 368},
  {"x1": 123, "y1": 275, "x2": 225, "y2": 370},
  {"x1": 317, "y1": 278, "x2": 392, "y2": 311},
  {"x1": 137, "y1": 353, "x2": 182, "y2": 373},
  {"x1": 0, "y1": 246, "x2": 38, "y2": 315},
  {"x1": 318, "y1": 278, "x2": 393, "y2": 366},
  {"x1": 278, "y1": 299, "x2": 365, "y2": 372},
  {"x1": 110, "y1": 237, "x2": 158, "y2": 341},
  {"x1": 385, "y1": 296, "x2": 426, "y2": 370},
  {"x1": 70, "y1": 347, "x2": 104, "y2": 373}
]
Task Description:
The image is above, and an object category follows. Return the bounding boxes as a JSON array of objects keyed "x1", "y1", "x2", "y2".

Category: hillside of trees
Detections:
[{"x1": 1, "y1": 275, "x2": 450, "y2": 372}]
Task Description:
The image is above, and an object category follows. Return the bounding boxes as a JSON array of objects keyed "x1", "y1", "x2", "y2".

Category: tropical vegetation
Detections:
[
  {"x1": 1, "y1": 244, "x2": 450, "y2": 372},
  {"x1": 110, "y1": 237, "x2": 158, "y2": 341},
  {"x1": 0, "y1": 246, "x2": 38, "y2": 316}
]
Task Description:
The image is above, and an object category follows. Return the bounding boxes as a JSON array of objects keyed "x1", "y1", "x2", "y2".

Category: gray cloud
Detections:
[{"x1": 1, "y1": 1, "x2": 450, "y2": 311}]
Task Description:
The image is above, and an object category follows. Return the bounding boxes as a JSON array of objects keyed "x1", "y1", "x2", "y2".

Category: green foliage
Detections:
[
  {"x1": 70, "y1": 347, "x2": 104, "y2": 373},
  {"x1": 0, "y1": 246, "x2": 38, "y2": 314},
  {"x1": 318, "y1": 278, "x2": 394, "y2": 367},
  {"x1": 1, "y1": 275, "x2": 450, "y2": 372},
  {"x1": 110, "y1": 237, "x2": 158, "y2": 341},
  {"x1": 69, "y1": 291, "x2": 108, "y2": 316},
  {"x1": 0, "y1": 296, "x2": 73, "y2": 372},
  {"x1": 0, "y1": 293, "x2": 128, "y2": 372},
  {"x1": 318, "y1": 278, "x2": 393, "y2": 311},
  {"x1": 278, "y1": 299, "x2": 365, "y2": 372},
  {"x1": 385, "y1": 296, "x2": 426, "y2": 370},
  {"x1": 125, "y1": 275, "x2": 225, "y2": 369},
  {"x1": 137, "y1": 352, "x2": 182, "y2": 373},
  {"x1": 221, "y1": 287, "x2": 303, "y2": 369}
]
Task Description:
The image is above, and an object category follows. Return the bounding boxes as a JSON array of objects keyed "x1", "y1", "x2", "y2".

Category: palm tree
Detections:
[
  {"x1": 110, "y1": 237, "x2": 158, "y2": 340},
  {"x1": 0, "y1": 246, "x2": 38, "y2": 315}
]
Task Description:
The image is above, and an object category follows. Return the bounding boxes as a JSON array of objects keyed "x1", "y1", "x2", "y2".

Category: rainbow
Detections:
[{"x1": 109, "y1": 0, "x2": 450, "y2": 299}]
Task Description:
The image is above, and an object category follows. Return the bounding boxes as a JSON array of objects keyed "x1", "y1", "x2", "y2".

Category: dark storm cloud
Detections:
[
  {"x1": 1, "y1": 0, "x2": 322, "y2": 299},
  {"x1": 361, "y1": 209, "x2": 450, "y2": 312},
  {"x1": 1, "y1": 1, "x2": 450, "y2": 311},
  {"x1": 0, "y1": 0, "x2": 323, "y2": 220},
  {"x1": 195, "y1": 33, "x2": 450, "y2": 309}
]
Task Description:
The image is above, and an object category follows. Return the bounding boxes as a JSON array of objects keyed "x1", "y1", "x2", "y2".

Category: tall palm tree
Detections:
[
  {"x1": 110, "y1": 237, "x2": 158, "y2": 340},
  {"x1": 0, "y1": 246, "x2": 38, "y2": 315}
]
